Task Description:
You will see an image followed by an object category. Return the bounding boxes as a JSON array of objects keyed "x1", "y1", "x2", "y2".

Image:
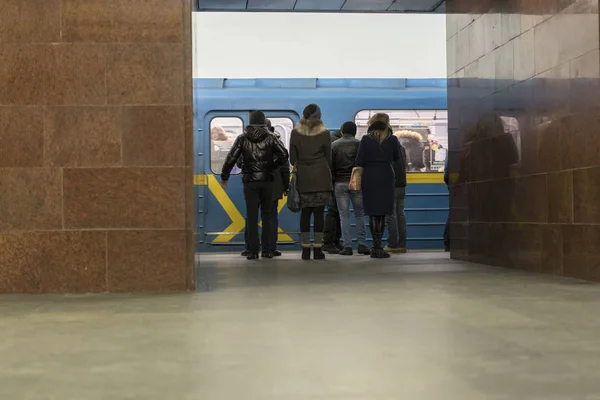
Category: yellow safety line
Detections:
[
  {"x1": 406, "y1": 172, "x2": 444, "y2": 184},
  {"x1": 196, "y1": 173, "x2": 443, "y2": 186},
  {"x1": 194, "y1": 174, "x2": 207, "y2": 186},
  {"x1": 195, "y1": 172, "x2": 443, "y2": 243}
]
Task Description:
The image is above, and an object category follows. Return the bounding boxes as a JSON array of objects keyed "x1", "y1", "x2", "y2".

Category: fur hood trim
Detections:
[
  {"x1": 394, "y1": 130, "x2": 423, "y2": 141},
  {"x1": 295, "y1": 118, "x2": 328, "y2": 136}
]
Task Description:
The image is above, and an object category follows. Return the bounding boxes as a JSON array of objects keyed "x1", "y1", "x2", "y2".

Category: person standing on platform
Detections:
[
  {"x1": 384, "y1": 133, "x2": 408, "y2": 254},
  {"x1": 322, "y1": 128, "x2": 343, "y2": 254},
  {"x1": 221, "y1": 111, "x2": 288, "y2": 260},
  {"x1": 265, "y1": 119, "x2": 290, "y2": 256},
  {"x1": 331, "y1": 121, "x2": 370, "y2": 256},
  {"x1": 290, "y1": 104, "x2": 333, "y2": 260},
  {"x1": 355, "y1": 113, "x2": 401, "y2": 259},
  {"x1": 240, "y1": 119, "x2": 290, "y2": 257}
]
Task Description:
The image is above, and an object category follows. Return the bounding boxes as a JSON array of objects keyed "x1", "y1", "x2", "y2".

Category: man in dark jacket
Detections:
[
  {"x1": 221, "y1": 111, "x2": 288, "y2": 260},
  {"x1": 384, "y1": 136, "x2": 408, "y2": 253},
  {"x1": 331, "y1": 122, "x2": 370, "y2": 256},
  {"x1": 322, "y1": 129, "x2": 343, "y2": 254},
  {"x1": 240, "y1": 120, "x2": 290, "y2": 257}
]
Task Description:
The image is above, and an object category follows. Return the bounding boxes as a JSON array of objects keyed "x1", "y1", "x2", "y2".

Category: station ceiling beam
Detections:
[{"x1": 195, "y1": 0, "x2": 445, "y2": 13}]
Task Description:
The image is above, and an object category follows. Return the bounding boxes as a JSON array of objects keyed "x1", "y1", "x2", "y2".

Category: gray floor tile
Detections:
[{"x1": 2, "y1": 252, "x2": 600, "y2": 399}]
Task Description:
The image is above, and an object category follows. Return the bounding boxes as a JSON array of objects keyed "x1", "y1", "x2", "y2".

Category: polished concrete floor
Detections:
[{"x1": 3, "y1": 252, "x2": 600, "y2": 399}]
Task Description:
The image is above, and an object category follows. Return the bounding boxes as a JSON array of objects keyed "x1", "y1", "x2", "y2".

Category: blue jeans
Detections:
[
  {"x1": 334, "y1": 182, "x2": 366, "y2": 248},
  {"x1": 386, "y1": 187, "x2": 407, "y2": 248}
]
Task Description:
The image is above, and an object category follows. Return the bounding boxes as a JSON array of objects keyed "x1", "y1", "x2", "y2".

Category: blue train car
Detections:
[{"x1": 193, "y1": 78, "x2": 448, "y2": 252}]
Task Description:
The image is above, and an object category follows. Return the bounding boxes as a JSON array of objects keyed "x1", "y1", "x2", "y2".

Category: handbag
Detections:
[
  {"x1": 287, "y1": 166, "x2": 301, "y2": 213},
  {"x1": 348, "y1": 167, "x2": 363, "y2": 191}
]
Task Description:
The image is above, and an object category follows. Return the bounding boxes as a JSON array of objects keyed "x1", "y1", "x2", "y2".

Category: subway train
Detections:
[{"x1": 193, "y1": 78, "x2": 448, "y2": 253}]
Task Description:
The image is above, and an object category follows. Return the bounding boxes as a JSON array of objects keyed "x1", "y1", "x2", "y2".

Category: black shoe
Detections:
[
  {"x1": 241, "y1": 250, "x2": 250, "y2": 257},
  {"x1": 313, "y1": 247, "x2": 326, "y2": 260},
  {"x1": 335, "y1": 242, "x2": 344, "y2": 252},
  {"x1": 370, "y1": 248, "x2": 391, "y2": 259},
  {"x1": 322, "y1": 243, "x2": 340, "y2": 254},
  {"x1": 247, "y1": 253, "x2": 259, "y2": 260},
  {"x1": 261, "y1": 251, "x2": 274, "y2": 259},
  {"x1": 272, "y1": 250, "x2": 282, "y2": 257},
  {"x1": 339, "y1": 247, "x2": 353, "y2": 256},
  {"x1": 357, "y1": 244, "x2": 371, "y2": 255},
  {"x1": 301, "y1": 247, "x2": 311, "y2": 260},
  {"x1": 444, "y1": 246, "x2": 450, "y2": 252}
]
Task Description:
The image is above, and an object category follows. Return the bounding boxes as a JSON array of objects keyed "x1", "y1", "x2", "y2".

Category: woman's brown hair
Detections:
[{"x1": 367, "y1": 113, "x2": 391, "y2": 144}]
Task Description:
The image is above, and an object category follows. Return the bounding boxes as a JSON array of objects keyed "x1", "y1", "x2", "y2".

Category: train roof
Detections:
[{"x1": 194, "y1": 78, "x2": 447, "y2": 90}]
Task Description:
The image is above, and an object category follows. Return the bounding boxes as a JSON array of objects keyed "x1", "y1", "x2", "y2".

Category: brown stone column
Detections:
[{"x1": 0, "y1": 0, "x2": 194, "y2": 293}]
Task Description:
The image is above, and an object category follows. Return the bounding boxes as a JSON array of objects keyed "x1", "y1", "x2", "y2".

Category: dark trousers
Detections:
[
  {"x1": 323, "y1": 193, "x2": 341, "y2": 245},
  {"x1": 244, "y1": 182, "x2": 274, "y2": 254},
  {"x1": 268, "y1": 200, "x2": 279, "y2": 251},
  {"x1": 443, "y1": 214, "x2": 450, "y2": 250},
  {"x1": 244, "y1": 200, "x2": 279, "y2": 251}
]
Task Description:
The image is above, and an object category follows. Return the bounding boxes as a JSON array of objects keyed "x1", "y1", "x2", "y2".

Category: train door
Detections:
[
  {"x1": 202, "y1": 111, "x2": 248, "y2": 251},
  {"x1": 200, "y1": 110, "x2": 300, "y2": 252}
]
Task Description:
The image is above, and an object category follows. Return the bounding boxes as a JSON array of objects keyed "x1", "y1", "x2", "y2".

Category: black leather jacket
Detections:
[
  {"x1": 331, "y1": 134, "x2": 360, "y2": 183},
  {"x1": 221, "y1": 125, "x2": 288, "y2": 183}
]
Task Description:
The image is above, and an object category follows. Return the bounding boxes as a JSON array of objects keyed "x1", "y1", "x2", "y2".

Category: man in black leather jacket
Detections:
[
  {"x1": 239, "y1": 120, "x2": 290, "y2": 257},
  {"x1": 221, "y1": 111, "x2": 288, "y2": 260}
]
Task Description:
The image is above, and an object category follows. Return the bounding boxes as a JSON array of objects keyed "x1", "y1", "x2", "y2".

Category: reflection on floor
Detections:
[{"x1": 3, "y1": 252, "x2": 600, "y2": 399}]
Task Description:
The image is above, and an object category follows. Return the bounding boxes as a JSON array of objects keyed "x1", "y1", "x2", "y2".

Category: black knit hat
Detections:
[
  {"x1": 302, "y1": 104, "x2": 322, "y2": 120},
  {"x1": 249, "y1": 110, "x2": 266, "y2": 125},
  {"x1": 341, "y1": 121, "x2": 357, "y2": 136}
]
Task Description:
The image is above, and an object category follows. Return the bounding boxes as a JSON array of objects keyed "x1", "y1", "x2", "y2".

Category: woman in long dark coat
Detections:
[
  {"x1": 290, "y1": 104, "x2": 333, "y2": 260},
  {"x1": 355, "y1": 113, "x2": 401, "y2": 259}
]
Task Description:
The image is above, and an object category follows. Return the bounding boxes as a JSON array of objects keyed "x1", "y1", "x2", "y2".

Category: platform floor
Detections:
[{"x1": 3, "y1": 252, "x2": 600, "y2": 399}]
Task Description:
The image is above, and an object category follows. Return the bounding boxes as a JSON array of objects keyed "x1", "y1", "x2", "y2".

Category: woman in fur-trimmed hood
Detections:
[
  {"x1": 289, "y1": 104, "x2": 333, "y2": 260},
  {"x1": 355, "y1": 113, "x2": 401, "y2": 259}
]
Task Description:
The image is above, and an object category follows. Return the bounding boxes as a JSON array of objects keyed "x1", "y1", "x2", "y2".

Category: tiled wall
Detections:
[
  {"x1": 446, "y1": 0, "x2": 600, "y2": 279},
  {"x1": 0, "y1": 0, "x2": 194, "y2": 293}
]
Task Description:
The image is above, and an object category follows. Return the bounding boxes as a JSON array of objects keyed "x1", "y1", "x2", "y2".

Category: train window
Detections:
[
  {"x1": 355, "y1": 110, "x2": 448, "y2": 172},
  {"x1": 267, "y1": 117, "x2": 294, "y2": 151},
  {"x1": 210, "y1": 117, "x2": 243, "y2": 175}
]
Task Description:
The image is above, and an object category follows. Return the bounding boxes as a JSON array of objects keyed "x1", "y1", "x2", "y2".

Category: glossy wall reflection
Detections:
[{"x1": 446, "y1": 0, "x2": 600, "y2": 279}]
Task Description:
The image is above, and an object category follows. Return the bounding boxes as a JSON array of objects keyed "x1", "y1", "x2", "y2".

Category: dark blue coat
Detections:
[{"x1": 356, "y1": 133, "x2": 401, "y2": 216}]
